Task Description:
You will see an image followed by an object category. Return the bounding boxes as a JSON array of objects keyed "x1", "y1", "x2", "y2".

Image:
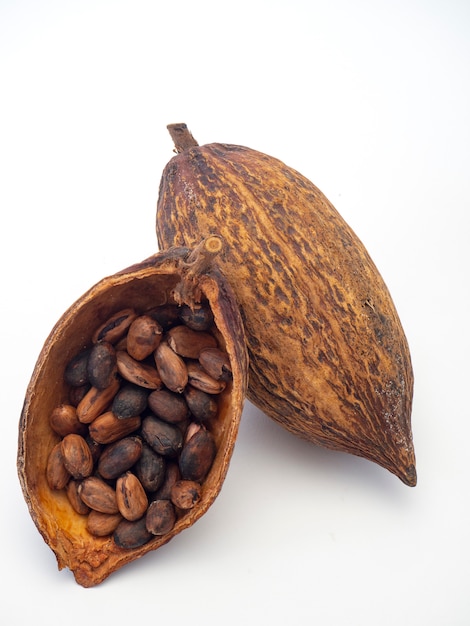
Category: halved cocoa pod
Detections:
[{"x1": 18, "y1": 237, "x2": 248, "y2": 587}]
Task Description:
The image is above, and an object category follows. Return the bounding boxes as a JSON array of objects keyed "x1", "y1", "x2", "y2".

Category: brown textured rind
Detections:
[
  {"x1": 156, "y1": 141, "x2": 416, "y2": 487},
  {"x1": 18, "y1": 244, "x2": 248, "y2": 587}
]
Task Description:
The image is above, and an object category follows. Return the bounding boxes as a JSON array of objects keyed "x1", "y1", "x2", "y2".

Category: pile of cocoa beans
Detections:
[{"x1": 46, "y1": 302, "x2": 231, "y2": 549}]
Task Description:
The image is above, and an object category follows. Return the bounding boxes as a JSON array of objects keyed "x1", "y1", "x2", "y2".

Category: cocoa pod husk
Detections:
[
  {"x1": 157, "y1": 124, "x2": 416, "y2": 487},
  {"x1": 18, "y1": 239, "x2": 248, "y2": 587}
]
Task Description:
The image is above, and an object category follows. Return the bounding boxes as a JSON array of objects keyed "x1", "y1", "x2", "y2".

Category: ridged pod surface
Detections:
[
  {"x1": 156, "y1": 124, "x2": 416, "y2": 487},
  {"x1": 18, "y1": 239, "x2": 248, "y2": 586}
]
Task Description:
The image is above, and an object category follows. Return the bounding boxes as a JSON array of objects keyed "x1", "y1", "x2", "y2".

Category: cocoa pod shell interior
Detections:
[{"x1": 18, "y1": 244, "x2": 248, "y2": 587}]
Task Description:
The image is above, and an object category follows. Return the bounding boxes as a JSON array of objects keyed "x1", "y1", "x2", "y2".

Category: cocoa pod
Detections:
[
  {"x1": 157, "y1": 124, "x2": 416, "y2": 487},
  {"x1": 18, "y1": 238, "x2": 248, "y2": 587}
]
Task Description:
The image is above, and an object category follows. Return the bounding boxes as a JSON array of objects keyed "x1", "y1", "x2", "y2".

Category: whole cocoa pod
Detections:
[
  {"x1": 18, "y1": 237, "x2": 248, "y2": 587},
  {"x1": 156, "y1": 123, "x2": 416, "y2": 487}
]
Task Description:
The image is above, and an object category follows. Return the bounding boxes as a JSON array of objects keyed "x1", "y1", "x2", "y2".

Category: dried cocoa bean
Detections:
[
  {"x1": 66, "y1": 480, "x2": 91, "y2": 515},
  {"x1": 78, "y1": 476, "x2": 119, "y2": 514},
  {"x1": 166, "y1": 325, "x2": 217, "y2": 359},
  {"x1": 113, "y1": 517, "x2": 152, "y2": 549},
  {"x1": 111, "y1": 383, "x2": 149, "y2": 419},
  {"x1": 88, "y1": 411, "x2": 141, "y2": 445},
  {"x1": 97, "y1": 436, "x2": 143, "y2": 480},
  {"x1": 87, "y1": 341, "x2": 117, "y2": 390},
  {"x1": 179, "y1": 426, "x2": 216, "y2": 482},
  {"x1": 49, "y1": 404, "x2": 87, "y2": 437},
  {"x1": 141, "y1": 415, "x2": 183, "y2": 458},
  {"x1": 116, "y1": 350, "x2": 162, "y2": 389},
  {"x1": 170, "y1": 480, "x2": 202, "y2": 510},
  {"x1": 134, "y1": 443, "x2": 166, "y2": 493},
  {"x1": 64, "y1": 349, "x2": 90, "y2": 387},
  {"x1": 148, "y1": 389, "x2": 190, "y2": 424},
  {"x1": 92, "y1": 308, "x2": 137, "y2": 344},
  {"x1": 154, "y1": 342, "x2": 188, "y2": 393},
  {"x1": 179, "y1": 303, "x2": 213, "y2": 331},
  {"x1": 186, "y1": 361, "x2": 226, "y2": 394},
  {"x1": 116, "y1": 472, "x2": 148, "y2": 521},
  {"x1": 61, "y1": 433, "x2": 94, "y2": 480},
  {"x1": 46, "y1": 442, "x2": 70, "y2": 490},
  {"x1": 184, "y1": 386, "x2": 218, "y2": 423},
  {"x1": 126, "y1": 315, "x2": 163, "y2": 361},
  {"x1": 87, "y1": 510, "x2": 123, "y2": 537},
  {"x1": 76, "y1": 378, "x2": 120, "y2": 424},
  {"x1": 153, "y1": 461, "x2": 181, "y2": 500},
  {"x1": 146, "y1": 304, "x2": 180, "y2": 330},
  {"x1": 146, "y1": 500, "x2": 176, "y2": 535},
  {"x1": 199, "y1": 347, "x2": 232, "y2": 381}
]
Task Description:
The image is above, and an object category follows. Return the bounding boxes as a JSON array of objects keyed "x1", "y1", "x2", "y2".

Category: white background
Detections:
[{"x1": 1, "y1": 1, "x2": 469, "y2": 624}]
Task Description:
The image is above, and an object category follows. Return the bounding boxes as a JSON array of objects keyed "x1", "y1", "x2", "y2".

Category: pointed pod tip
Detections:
[{"x1": 398, "y1": 463, "x2": 417, "y2": 487}]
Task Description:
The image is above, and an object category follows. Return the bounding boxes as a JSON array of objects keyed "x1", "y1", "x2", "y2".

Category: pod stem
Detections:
[
  {"x1": 167, "y1": 123, "x2": 199, "y2": 153},
  {"x1": 174, "y1": 236, "x2": 224, "y2": 307}
]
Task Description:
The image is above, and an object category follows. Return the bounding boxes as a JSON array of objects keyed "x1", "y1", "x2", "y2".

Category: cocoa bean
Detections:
[
  {"x1": 170, "y1": 480, "x2": 202, "y2": 510},
  {"x1": 179, "y1": 426, "x2": 216, "y2": 482},
  {"x1": 87, "y1": 341, "x2": 117, "y2": 390},
  {"x1": 146, "y1": 500, "x2": 176, "y2": 535},
  {"x1": 88, "y1": 411, "x2": 141, "y2": 445},
  {"x1": 199, "y1": 347, "x2": 232, "y2": 381},
  {"x1": 179, "y1": 303, "x2": 214, "y2": 331},
  {"x1": 134, "y1": 443, "x2": 166, "y2": 492},
  {"x1": 166, "y1": 325, "x2": 217, "y2": 359},
  {"x1": 184, "y1": 386, "x2": 218, "y2": 423},
  {"x1": 116, "y1": 350, "x2": 162, "y2": 389},
  {"x1": 146, "y1": 304, "x2": 180, "y2": 330},
  {"x1": 49, "y1": 404, "x2": 87, "y2": 437},
  {"x1": 154, "y1": 342, "x2": 188, "y2": 393},
  {"x1": 141, "y1": 415, "x2": 183, "y2": 458},
  {"x1": 61, "y1": 433, "x2": 94, "y2": 480},
  {"x1": 148, "y1": 389, "x2": 190, "y2": 424},
  {"x1": 76, "y1": 378, "x2": 120, "y2": 424},
  {"x1": 92, "y1": 308, "x2": 137, "y2": 344},
  {"x1": 66, "y1": 479, "x2": 90, "y2": 515},
  {"x1": 78, "y1": 476, "x2": 119, "y2": 514},
  {"x1": 186, "y1": 361, "x2": 226, "y2": 394},
  {"x1": 152, "y1": 461, "x2": 181, "y2": 500},
  {"x1": 97, "y1": 436, "x2": 143, "y2": 480},
  {"x1": 64, "y1": 348, "x2": 90, "y2": 387},
  {"x1": 116, "y1": 472, "x2": 148, "y2": 521},
  {"x1": 126, "y1": 315, "x2": 163, "y2": 361},
  {"x1": 113, "y1": 517, "x2": 153, "y2": 549},
  {"x1": 111, "y1": 383, "x2": 149, "y2": 419},
  {"x1": 46, "y1": 442, "x2": 70, "y2": 490},
  {"x1": 87, "y1": 510, "x2": 123, "y2": 537}
]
